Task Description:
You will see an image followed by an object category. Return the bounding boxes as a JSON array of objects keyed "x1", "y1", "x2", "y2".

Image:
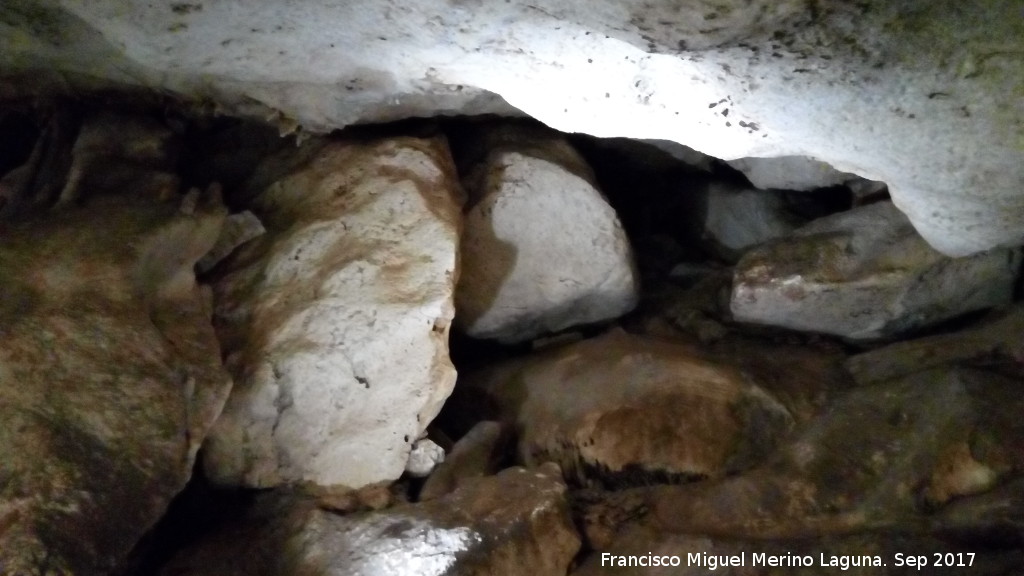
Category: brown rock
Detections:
[
  {"x1": 160, "y1": 464, "x2": 580, "y2": 576},
  {"x1": 0, "y1": 186, "x2": 231, "y2": 575},
  {"x1": 457, "y1": 329, "x2": 794, "y2": 488}
]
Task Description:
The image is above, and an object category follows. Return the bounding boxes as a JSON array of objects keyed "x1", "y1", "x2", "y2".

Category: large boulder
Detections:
[
  {"x1": 202, "y1": 137, "x2": 462, "y2": 489},
  {"x1": 730, "y1": 201, "x2": 1021, "y2": 341},
  {"x1": 456, "y1": 329, "x2": 794, "y2": 487},
  {"x1": 159, "y1": 465, "x2": 580, "y2": 576},
  {"x1": 456, "y1": 129, "x2": 638, "y2": 343},
  {"x1": 0, "y1": 186, "x2": 231, "y2": 575},
  {"x1": 3, "y1": 1, "x2": 1022, "y2": 256}
]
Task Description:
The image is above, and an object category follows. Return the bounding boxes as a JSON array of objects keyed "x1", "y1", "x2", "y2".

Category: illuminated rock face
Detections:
[{"x1": 2, "y1": 0, "x2": 1022, "y2": 256}]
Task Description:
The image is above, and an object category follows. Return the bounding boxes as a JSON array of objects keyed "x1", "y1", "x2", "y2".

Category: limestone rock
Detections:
[
  {"x1": 456, "y1": 129, "x2": 639, "y2": 343},
  {"x1": 643, "y1": 367, "x2": 1024, "y2": 539},
  {"x1": 202, "y1": 137, "x2": 462, "y2": 489},
  {"x1": 0, "y1": 187, "x2": 231, "y2": 574},
  {"x1": 727, "y1": 155, "x2": 855, "y2": 191},
  {"x1": 420, "y1": 421, "x2": 506, "y2": 501},
  {"x1": 456, "y1": 330, "x2": 794, "y2": 487},
  {"x1": 696, "y1": 181, "x2": 802, "y2": 259},
  {"x1": 160, "y1": 465, "x2": 580, "y2": 576},
  {"x1": 730, "y1": 201, "x2": 1021, "y2": 341}
]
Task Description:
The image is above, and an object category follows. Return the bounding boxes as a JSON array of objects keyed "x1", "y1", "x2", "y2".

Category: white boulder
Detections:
[
  {"x1": 456, "y1": 130, "x2": 639, "y2": 343},
  {"x1": 202, "y1": 137, "x2": 462, "y2": 489}
]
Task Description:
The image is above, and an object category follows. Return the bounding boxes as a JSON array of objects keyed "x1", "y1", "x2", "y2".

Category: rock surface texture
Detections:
[
  {"x1": 160, "y1": 465, "x2": 580, "y2": 576},
  {"x1": 457, "y1": 329, "x2": 793, "y2": 487},
  {"x1": 0, "y1": 187, "x2": 231, "y2": 575},
  {"x1": 3, "y1": 0, "x2": 1022, "y2": 256},
  {"x1": 731, "y1": 201, "x2": 1021, "y2": 341},
  {"x1": 202, "y1": 137, "x2": 462, "y2": 489},
  {"x1": 456, "y1": 129, "x2": 638, "y2": 343}
]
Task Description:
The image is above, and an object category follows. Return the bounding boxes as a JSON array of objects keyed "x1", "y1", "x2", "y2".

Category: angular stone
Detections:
[
  {"x1": 202, "y1": 137, "x2": 462, "y2": 489},
  {"x1": 160, "y1": 465, "x2": 580, "y2": 576},
  {"x1": 727, "y1": 155, "x2": 855, "y2": 191},
  {"x1": 456, "y1": 129, "x2": 639, "y2": 343},
  {"x1": 0, "y1": 187, "x2": 231, "y2": 575},
  {"x1": 420, "y1": 421, "x2": 506, "y2": 501},
  {"x1": 456, "y1": 329, "x2": 793, "y2": 487},
  {"x1": 405, "y1": 438, "x2": 445, "y2": 478},
  {"x1": 695, "y1": 181, "x2": 802, "y2": 259},
  {"x1": 731, "y1": 202, "x2": 1021, "y2": 341}
]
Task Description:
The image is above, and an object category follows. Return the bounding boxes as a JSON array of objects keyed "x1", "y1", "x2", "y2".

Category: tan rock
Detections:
[
  {"x1": 160, "y1": 465, "x2": 580, "y2": 576},
  {"x1": 202, "y1": 137, "x2": 462, "y2": 489},
  {"x1": 0, "y1": 186, "x2": 231, "y2": 575},
  {"x1": 457, "y1": 329, "x2": 793, "y2": 487}
]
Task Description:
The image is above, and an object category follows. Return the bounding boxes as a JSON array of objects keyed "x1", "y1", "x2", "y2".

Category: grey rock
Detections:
[
  {"x1": 456, "y1": 329, "x2": 793, "y2": 487},
  {"x1": 731, "y1": 201, "x2": 1021, "y2": 341}
]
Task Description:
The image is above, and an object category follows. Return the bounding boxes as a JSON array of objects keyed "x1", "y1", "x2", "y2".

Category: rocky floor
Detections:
[{"x1": 0, "y1": 101, "x2": 1022, "y2": 575}]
